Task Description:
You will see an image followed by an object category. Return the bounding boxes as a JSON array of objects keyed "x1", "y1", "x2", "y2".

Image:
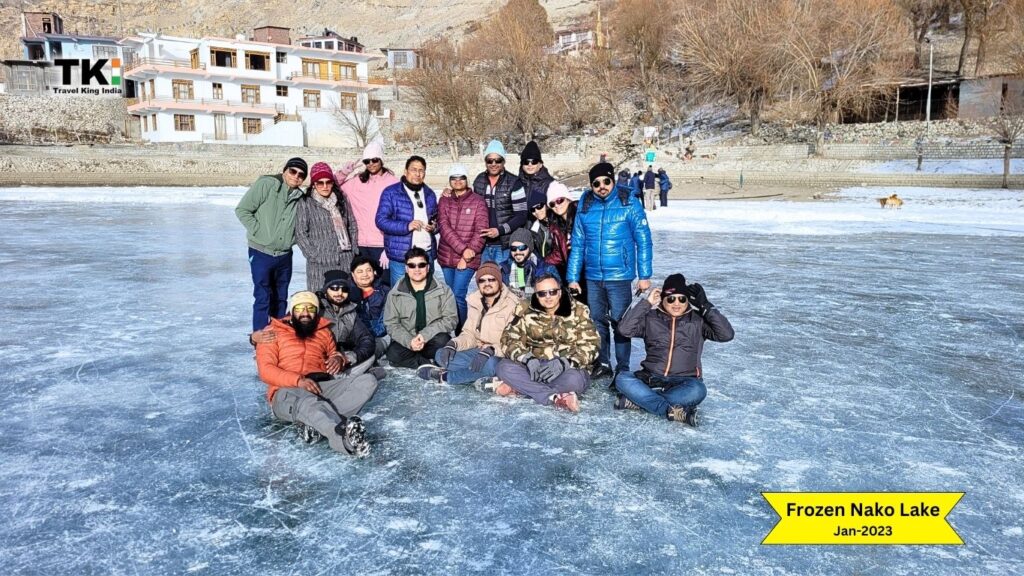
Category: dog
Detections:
[{"x1": 877, "y1": 193, "x2": 904, "y2": 209}]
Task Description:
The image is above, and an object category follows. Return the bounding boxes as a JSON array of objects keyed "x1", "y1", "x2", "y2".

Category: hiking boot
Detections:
[
  {"x1": 667, "y1": 405, "x2": 699, "y2": 427},
  {"x1": 590, "y1": 364, "x2": 613, "y2": 380},
  {"x1": 335, "y1": 416, "x2": 370, "y2": 457},
  {"x1": 296, "y1": 422, "x2": 323, "y2": 444},
  {"x1": 613, "y1": 394, "x2": 641, "y2": 411},
  {"x1": 416, "y1": 364, "x2": 446, "y2": 384},
  {"x1": 552, "y1": 392, "x2": 580, "y2": 413},
  {"x1": 368, "y1": 366, "x2": 387, "y2": 380}
]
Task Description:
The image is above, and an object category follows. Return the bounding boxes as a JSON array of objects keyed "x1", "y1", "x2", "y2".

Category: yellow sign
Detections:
[{"x1": 762, "y1": 492, "x2": 964, "y2": 545}]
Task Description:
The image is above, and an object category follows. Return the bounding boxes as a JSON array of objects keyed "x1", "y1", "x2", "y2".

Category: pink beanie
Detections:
[
  {"x1": 362, "y1": 140, "x2": 384, "y2": 161},
  {"x1": 309, "y1": 162, "x2": 336, "y2": 184},
  {"x1": 546, "y1": 181, "x2": 571, "y2": 205}
]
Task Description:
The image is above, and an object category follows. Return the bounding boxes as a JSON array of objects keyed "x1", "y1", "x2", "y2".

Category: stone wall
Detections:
[
  {"x1": 695, "y1": 141, "x2": 1022, "y2": 162},
  {"x1": 0, "y1": 95, "x2": 130, "y2": 144}
]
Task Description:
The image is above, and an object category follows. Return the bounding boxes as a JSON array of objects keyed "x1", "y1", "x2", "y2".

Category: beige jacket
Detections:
[{"x1": 452, "y1": 284, "x2": 521, "y2": 356}]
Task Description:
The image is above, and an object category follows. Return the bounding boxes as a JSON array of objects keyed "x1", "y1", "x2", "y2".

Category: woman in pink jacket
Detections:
[
  {"x1": 336, "y1": 141, "x2": 399, "y2": 272},
  {"x1": 436, "y1": 164, "x2": 489, "y2": 329}
]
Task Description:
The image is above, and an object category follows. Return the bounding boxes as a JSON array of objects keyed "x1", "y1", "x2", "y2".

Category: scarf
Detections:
[{"x1": 313, "y1": 192, "x2": 352, "y2": 251}]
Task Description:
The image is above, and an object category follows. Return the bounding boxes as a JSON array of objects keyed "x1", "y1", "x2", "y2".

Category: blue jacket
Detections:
[
  {"x1": 375, "y1": 181, "x2": 438, "y2": 261},
  {"x1": 567, "y1": 185, "x2": 653, "y2": 283},
  {"x1": 628, "y1": 175, "x2": 642, "y2": 197},
  {"x1": 354, "y1": 277, "x2": 390, "y2": 338},
  {"x1": 657, "y1": 172, "x2": 672, "y2": 192}
]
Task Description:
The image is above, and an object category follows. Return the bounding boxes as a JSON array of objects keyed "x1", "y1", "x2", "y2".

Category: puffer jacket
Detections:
[
  {"x1": 317, "y1": 293, "x2": 376, "y2": 366},
  {"x1": 437, "y1": 190, "x2": 488, "y2": 269},
  {"x1": 628, "y1": 175, "x2": 642, "y2": 197},
  {"x1": 235, "y1": 174, "x2": 303, "y2": 256},
  {"x1": 356, "y1": 278, "x2": 390, "y2": 337},
  {"x1": 657, "y1": 171, "x2": 672, "y2": 192},
  {"x1": 567, "y1": 186, "x2": 653, "y2": 283},
  {"x1": 519, "y1": 165, "x2": 554, "y2": 210},
  {"x1": 337, "y1": 168, "x2": 399, "y2": 248},
  {"x1": 501, "y1": 253, "x2": 557, "y2": 298},
  {"x1": 375, "y1": 181, "x2": 439, "y2": 261},
  {"x1": 383, "y1": 275, "x2": 458, "y2": 348},
  {"x1": 452, "y1": 284, "x2": 521, "y2": 356},
  {"x1": 255, "y1": 316, "x2": 335, "y2": 402},
  {"x1": 472, "y1": 170, "x2": 528, "y2": 247},
  {"x1": 500, "y1": 290, "x2": 599, "y2": 368},
  {"x1": 618, "y1": 299, "x2": 734, "y2": 378}
]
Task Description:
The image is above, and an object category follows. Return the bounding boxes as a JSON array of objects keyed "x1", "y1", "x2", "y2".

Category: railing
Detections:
[
  {"x1": 124, "y1": 57, "x2": 206, "y2": 73},
  {"x1": 287, "y1": 72, "x2": 369, "y2": 84},
  {"x1": 128, "y1": 96, "x2": 280, "y2": 111}
]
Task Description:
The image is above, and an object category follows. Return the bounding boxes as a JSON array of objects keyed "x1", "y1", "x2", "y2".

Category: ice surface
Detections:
[{"x1": 1, "y1": 187, "x2": 1023, "y2": 574}]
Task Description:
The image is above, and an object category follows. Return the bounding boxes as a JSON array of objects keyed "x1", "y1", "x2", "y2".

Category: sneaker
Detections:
[
  {"x1": 335, "y1": 416, "x2": 370, "y2": 457},
  {"x1": 667, "y1": 405, "x2": 699, "y2": 427},
  {"x1": 368, "y1": 366, "x2": 387, "y2": 380},
  {"x1": 296, "y1": 422, "x2": 323, "y2": 444},
  {"x1": 416, "y1": 364, "x2": 445, "y2": 383},
  {"x1": 590, "y1": 364, "x2": 613, "y2": 380},
  {"x1": 613, "y1": 394, "x2": 641, "y2": 411},
  {"x1": 552, "y1": 392, "x2": 580, "y2": 413}
]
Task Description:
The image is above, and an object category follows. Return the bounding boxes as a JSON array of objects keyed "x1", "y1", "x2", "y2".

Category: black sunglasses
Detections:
[
  {"x1": 510, "y1": 244, "x2": 529, "y2": 252},
  {"x1": 326, "y1": 283, "x2": 349, "y2": 292},
  {"x1": 485, "y1": 158, "x2": 505, "y2": 165},
  {"x1": 535, "y1": 288, "x2": 561, "y2": 298},
  {"x1": 531, "y1": 203, "x2": 546, "y2": 211},
  {"x1": 548, "y1": 197, "x2": 568, "y2": 209},
  {"x1": 363, "y1": 158, "x2": 382, "y2": 165},
  {"x1": 522, "y1": 159, "x2": 541, "y2": 166},
  {"x1": 406, "y1": 262, "x2": 429, "y2": 269},
  {"x1": 477, "y1": 276, "x2": 498, "y2": 284},
  {"x1": 450, "y1": 175, "x2": 468, "y2": 181},
  {"x1": 411, "y1": 189, "x2": 424, "y2": 209},
  {"x1": 286, "y1": 167, "x2": 306, "y2": 179},
  {"x1": 591, "y1": 176, "x2": 612, "y2": 188},
  {"x1": 664, "y1": 295, "x2": 687, "y2": 304}
]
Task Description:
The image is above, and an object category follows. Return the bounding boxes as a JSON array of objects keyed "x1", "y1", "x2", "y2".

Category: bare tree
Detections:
[
  {"x1": 989, "y1": 104, "x2": 1023, "y2": 188},
  {"x1": 609, "y1": 0, "x2": 679, "y2": 120},
  {"x1": 896, "y1": 0, "x2": 952, "y2": 68},
  {"x1": 332, "y1": 104, "x2": 380, "y2": 149}
]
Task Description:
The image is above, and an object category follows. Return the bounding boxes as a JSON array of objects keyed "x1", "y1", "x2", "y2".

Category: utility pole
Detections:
[{"x1": 925, "y1": 37, "x2": 934, "y2": 132}]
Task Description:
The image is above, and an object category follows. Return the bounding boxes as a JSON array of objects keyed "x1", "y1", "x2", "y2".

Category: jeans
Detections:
[
  {"x1": 437, "y1": 348, "x2": 500, "y2": 385},
  {"x1": 615, "y1": 372, "x2": 707, "y2": 417},
  {"x1": 248, "y1": 247, "x2": 293, "y2": 331},
  {"x1": 585, "y1": 279, "x2": 634, "y2": 371},
  {"x1": 481, "y1": 244, "x2": 509, "y2": 267},
  {"x1": 442, "y1": 266, "x2": 476, "y2": 329},
  {"x1": 389, "y1": 248, "x2": 436, "y2": 288}
]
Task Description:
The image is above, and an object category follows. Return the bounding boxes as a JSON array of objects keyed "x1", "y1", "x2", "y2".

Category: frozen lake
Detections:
[{"x1": 1, "y1": 187, "x2": 1022, "y2": 574}]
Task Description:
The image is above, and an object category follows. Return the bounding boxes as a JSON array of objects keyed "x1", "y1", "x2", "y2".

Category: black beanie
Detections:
[
  {"x1": 661, "y1": 273, "x2": 687, "y2": 297},
  {"x1": 322, "y1": 269, "x2": 352, "y2": 292},
  {"x1": 284, "y1": 157, "x2": 308, "y2": 174},
  {"x1": 589, "y1": 162, "x2": 615, "y2": 183},
  {"x1": 520, "y1": 140, "x2": 543, "y2": 165}
]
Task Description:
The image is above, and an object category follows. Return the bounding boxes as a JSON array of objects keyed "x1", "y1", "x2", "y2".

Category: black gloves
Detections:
[
  {"x1": 471, "y1": 346, "x2": 495, "y2": 372},
  {"x1": 684, "y1": 282, "x2": 714, "y2": 316},
  {"x1": 536, "y1": 358, "x2": 569, "y2": 383},
  {"x1": 437, "y1": 344, "x2": 458, "y2": 369}
]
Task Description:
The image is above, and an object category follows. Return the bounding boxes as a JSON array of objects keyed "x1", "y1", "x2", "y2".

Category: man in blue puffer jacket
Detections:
[
  {"x1": 567, "y1": 162, "x2": 653, "y2": 380},
  {"x1": 375, "y1": 156, "x2": 439, "y2": 287}
]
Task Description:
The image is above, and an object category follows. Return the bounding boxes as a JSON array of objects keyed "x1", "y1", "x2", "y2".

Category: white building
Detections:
[{"x1": 122, "y1": 27, "x2": 380, "y2": 147}]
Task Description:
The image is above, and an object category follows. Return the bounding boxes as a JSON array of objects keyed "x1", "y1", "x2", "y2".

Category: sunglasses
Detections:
[
  {"x1": 411, "y1": 189, "x2": 424, "y2": 209},
  {"x1": 531, "y1": 204, "x2": 546, "y2": 211},
  {"x1": 286, "y1": 167, "x2": 307, "y2": 179},
  {"x1": 293, "y1": 304, "x2": 317, "y2": 313},
  {"x1": 314, "y1": 179, "x2": 333, "y2": 187},
  {"x1": 535, "y1": 288, "x2": 561, "y2": 298},
  {"x1": 477, "y1": 276, "x2": 498, "y2": 284},
  {"x1": 510, "y1": 244, "x2": 529, "y2": 252},
  {"x1": 326, "y1": 284, "x2": 348, "y2": 292},
  {"x1": 485, "y1": 158, "x2": 505, "y2": 165},
  {"x1": 547, "y1": 197, "x2": 568, "y2": 209},
  {"x1": 363, "y1": 158, "x2": 382, "y2": 165},
  {"x1": 591, "y1": 176, "x2": 612, "y2": 188},
  {"x1": 522, "y1": 159, "x2": 541, "y2": 166},
  {"x1": 406, "y1": 262, "x2": 429, "y2": 269},
  {"x1": 663, "y1": 295, "x2": 687, "y2": 304},
  {"x1": 450, "y1": 175, "x2": 468, "y2": 181}
]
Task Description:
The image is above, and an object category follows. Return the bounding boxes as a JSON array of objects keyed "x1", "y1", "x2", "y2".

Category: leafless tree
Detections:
[
  {"x1": 896, "y1": 0, "x2": 953, "y2": 68},
  {"x1": 988, "y1": 104, "x2": 1023, "y2": 188},
  {"x1": 609, "y1": 0, "x2": 680, "y2": 120},
  {"x1": 332, "y1": 104, "x2": 380, "y2": 149}
]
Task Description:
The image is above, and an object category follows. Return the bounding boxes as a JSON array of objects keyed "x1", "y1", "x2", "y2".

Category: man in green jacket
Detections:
[
  {"x1": 236, "y1": 157, "x2": 307, "y2": 333},
  {"x1": 383, "y1": 247, "x2": 458, "y2": 368}
]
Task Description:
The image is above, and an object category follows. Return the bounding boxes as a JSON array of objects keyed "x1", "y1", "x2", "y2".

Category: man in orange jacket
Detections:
[{"x1": 256, "y1": 291, "x2": 378, "y2": 456}]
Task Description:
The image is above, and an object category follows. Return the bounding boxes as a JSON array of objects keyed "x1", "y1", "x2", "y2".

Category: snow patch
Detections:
[
  {"x1": 1002, "y1": 527, "x2": 1023, "y2": 537},
  {"x1": 385, "y1": 518, "x2": 422, "y2": 531},
  {"x1": 686, "y1": 459, "x2": 761, "y2": 482},
  {"x1": 418, "y1": 540, "x2": 444, "y2": 551}
]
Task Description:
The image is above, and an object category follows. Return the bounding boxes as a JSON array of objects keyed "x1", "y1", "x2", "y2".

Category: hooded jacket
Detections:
[
  {"x1": 437, "y1": 189, "x2": 489, "y2": 269},
  {"x1": 500, "y1": 290, "x2": 599, "y2": 369},
  {"x1": 355, "y1": 277, "x2": 390, "y2": 338},
  {"x1": 618, "y1": 299, "x2": 734, "y2": 378},
  {"x1": 452, "y1": 284, "x2": 521, "y2": 356},
  {"x1": 657, "y1": 170, "x2": 673, "y2": 192},
  {"x1": 255, "y1": 316, "x2": 336, "y2": 402},
  {"x1": 375, "y1": 181, "x2": 439, "y2": 261},
  {"x1": 317, "y1": 293, "x2": 376, "y2": 365},
  {"x1": 235, "y1": 174, "x2": 303, "y2": 256},
  {"x1": 567, "y1": 186, "x2": 653, "y2": 283},
  {"x1": 472, "y1": 170, "x2": 528, "y2": 247},
  {"x1": 383, "y1": 275, "x2": 458, "y2": 348}
]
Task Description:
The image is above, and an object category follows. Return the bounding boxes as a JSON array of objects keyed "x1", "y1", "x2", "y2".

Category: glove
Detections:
[
  {"x1": 470, "y1": 346, "x2": 495, "y2": 372},
  {"x1": 525, "y1": 357, "x2": 544, "y2": 381},
  {"x1": 684, "y1": 282, "x2": 713, "y2": 316},
  {"x1": 343, "y1": 159, "x2": 359, "y2": 175},
  {"x1": 437, "y1": 344, "x2": 458, "y2": 369},
  {"x1": 536, "y1": 357, "x2": 569, "y2": 383},
  {"x1": 379, "y1": 250, "x2": 390, "y2": 269}
]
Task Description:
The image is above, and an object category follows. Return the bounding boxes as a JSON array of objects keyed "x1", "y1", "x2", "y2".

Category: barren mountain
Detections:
[{"x1": 1, "y1": 0, "x2": 600, "y2": 60}]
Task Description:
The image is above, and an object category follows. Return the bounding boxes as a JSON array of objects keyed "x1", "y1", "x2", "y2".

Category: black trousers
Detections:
[{"x1": 386, "y1": 333, "x2": 452, "y2": 369}]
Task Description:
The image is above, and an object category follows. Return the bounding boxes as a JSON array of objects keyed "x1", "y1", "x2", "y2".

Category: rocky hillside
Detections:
[{"x1": 1, "y1": 0, "x2": 600, "y2": 60}]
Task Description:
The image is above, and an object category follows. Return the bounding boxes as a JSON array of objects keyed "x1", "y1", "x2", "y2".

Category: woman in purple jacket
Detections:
[
  {"x1": 375, "y1": 156, "x2": 439, "y2": 287},
  {"x1": 436, "y1": 164, "x2": 489, "y2": 329}
]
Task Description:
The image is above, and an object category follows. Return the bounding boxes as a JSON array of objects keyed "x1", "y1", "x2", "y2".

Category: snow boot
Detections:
[
  {"x1": 667, "y1": 405, "x2": 699, "y2": 427},
  {"x1": 333, "y1": 416, "x2": 370, "y2": 457},
  {"x1": 296, "y1": 422, "x2": 323, "y2": 444},
  {"x1": 416, "y1": 364, "x2": 446, "y2": 384}
]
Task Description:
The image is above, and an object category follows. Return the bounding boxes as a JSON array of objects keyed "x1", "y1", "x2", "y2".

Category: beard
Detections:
[{"x1": 290, "y1": 316, "x2": 318, "y2": 339}]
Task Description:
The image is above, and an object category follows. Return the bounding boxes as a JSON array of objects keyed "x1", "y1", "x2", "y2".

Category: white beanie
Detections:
[
  {"x1": 448, "y1": 164, "x2": 468, "y2": 178},
  {"x1": 361, "y1": 140, "x2": 384, "y2": 161},
  {"x1": 546, "y1": 181, "x2": 571, "y2": 205}
]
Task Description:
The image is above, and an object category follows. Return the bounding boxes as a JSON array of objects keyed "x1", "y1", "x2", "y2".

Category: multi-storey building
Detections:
[{"x1": 122, "y1": 26, "x2": 379, "y2": 146}]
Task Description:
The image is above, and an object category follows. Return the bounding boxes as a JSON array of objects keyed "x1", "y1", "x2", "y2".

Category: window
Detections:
[
  {"x1": 325, "y1": 41, "x2": 335, "y2": 50},
  {"x1": 43, "y1": 19, "x2": 52, "y2": 33},
  {"x1": 392, "y1": 51, "x2": 408, "y2": 67},
  {"x1": 174, "y1": 114, "x2": 195, "y2": 131},
  {"x1": 243, "y1": 118, "x2": 262, "y2": 134},
  {"x1": 303, "y1": 89, "x2": 321, "y2": 108},
  {"x1": 139, "y1": 82, "x2": 146, "y2": 100},
  {"x1": 368, "y1": 99, "x2": 382, "y2": 115},
  {"x1": 212, "y1": 82, "x2": 223, "y2": 100},
  {"x1": 211, "y1": 48, "x2": 236, "y2": 68},
  {"x1": 152, "y1": 114, "x2": 157, "y2": 130},
  {"x1": 172, "y1": 79, "x2": 194, "y2": 100},
  {"x1": 276, "y1": 51, "x2": 286, "y2": 63},
  {"x1": 302, "y1": 59, "x2": 324, "y2": 79},
  {"x1": 93, "y1": 45, "x2": 118, "y2": 60},
  {"x1": 50, "y1": 42, "x2": 62, "y2": 58},
  {"x1": 143, "y1": 116, "x2": 148, "y2": 131},
  {"x1": 149, "y1": 79, "x2": 155, "y2": 97},
  {"x1": 190, "y1": 49, "x2": 199, "y2": 69},
  {"x1": 333, "y1": 63, "x2": 357, "y2": 81},
  {"x1": 245, "y1": 51, "x2": 269, "y2": 71},
  {"x1": 339, "y1": 92, "x2": 357, "y2": 111},
  {"x1": 276, "y1": 85, "x2": 288, "y2": 97},
  {"x1": 313, "y1": 41, "x2": 323, "y2": 49},
  {"x1": 241, "y1": 84, "x2": 260, "y2": 104}
]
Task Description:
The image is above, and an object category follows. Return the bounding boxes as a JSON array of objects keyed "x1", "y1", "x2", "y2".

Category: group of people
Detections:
[
  {"x1": 617, "y1": 166, "x2": 672, "y2": 211},
  {"x1": 235, "y1": 140, "x2": 732, "y2": 457}
]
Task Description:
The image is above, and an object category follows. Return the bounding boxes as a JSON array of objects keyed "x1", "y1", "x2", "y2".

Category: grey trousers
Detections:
[
  {"x1": 271, "y1": 373, "x2": 378, "y2": 453},
  {"x1": 495, "y1": 359, "x2": 590, "y2": 405}
]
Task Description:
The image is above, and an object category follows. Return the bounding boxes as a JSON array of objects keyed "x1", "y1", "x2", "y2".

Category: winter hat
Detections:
[
  {"x1": 322, "y1": 269, "x2": 353, "y2": 292},
  {"x1": 510, "y1": 228, "x2": 533, "y2": 250},
  {"x1": 588, "y1": 162, "x2": 615, "y2": 183},
  {"x1": 483, "y1": 139, "x2": 506, "y2": 159},
  {"x1": 520, "y1": 140, "x2": 543, "y2": 165},
  {"x1": 284, "y1": 157, "x2": 308, "y2": 175},
  {"x1": 546, "y1": 181, "x2": 571, "y2": 206},
  {"x1": 448, "y1": 164, "x2": 469, "y2": 179},
  {"x1": 361, "y1": 140, "x2": 384, "y2": 161},
  {"x1": 309, "y1": 162, "x2": 335, "y2": 184},
  {"x1": 476, "y1": 261, "x2": 502, "y2": 282},
  {"x1": 661, "y1": 274, "x2": 687, "y2": 297},
  {"x1": 289, "y1": 291, "x2": 319, "y2": 312}
]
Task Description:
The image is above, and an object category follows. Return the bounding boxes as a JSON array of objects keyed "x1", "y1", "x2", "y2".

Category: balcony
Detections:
[
  {"x1": 285, "y1": 71, "x2": 373, "y2": 91},
  {"x1": 124, "y1": 57, "x2": 207, "y2": 78},
  {"x1": 128, "y1": 96, "x2": 282, "y2": 116}
]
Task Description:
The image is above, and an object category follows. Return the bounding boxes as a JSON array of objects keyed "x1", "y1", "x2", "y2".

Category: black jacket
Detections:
[
  {"x1": 317, "y1": 294, "x2": 376, "y2": 365},
  {"x1": 519, "y1": 165, "x2": 554, "y2": 210},
  {"x1": 473, "y1": 170, "x2": 528, "y2": 247},
  {"x1": 618, "y1": 299, "x2": 734, "y2": 378}
]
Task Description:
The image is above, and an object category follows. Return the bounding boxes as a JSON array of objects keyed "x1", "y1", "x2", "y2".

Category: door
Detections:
[{"x1": 214, "y1": 114, "x2": 226, "y2": 140}]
